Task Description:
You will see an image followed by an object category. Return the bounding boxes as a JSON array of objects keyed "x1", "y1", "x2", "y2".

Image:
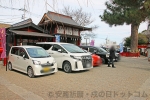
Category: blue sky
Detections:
[{"x1": 0, "y1": 0, "x2": 148, "y2": 46}]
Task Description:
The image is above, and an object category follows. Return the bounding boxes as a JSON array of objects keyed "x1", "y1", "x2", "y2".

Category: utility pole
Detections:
[
  {"x1": 84, "y1": 37, "x2": 90, "y2": 46},
  {"x1": 53, "y1": 0, "x2": 55, "y2": 10},
  {"x1": 23, "y1": 0, "x2": 25, "y2": 20},
  {"x1": 45, "y1": 0, "x2": 47, "y2": 12}
]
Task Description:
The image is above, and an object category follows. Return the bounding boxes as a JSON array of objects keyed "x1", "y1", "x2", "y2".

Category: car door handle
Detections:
[{"x1": 49, "y1": 53, "x2": 53, "y2": 54}]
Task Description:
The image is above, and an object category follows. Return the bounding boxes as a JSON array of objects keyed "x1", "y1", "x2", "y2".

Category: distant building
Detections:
[
  {"x1": 0, "y1": 23, "x2": 10, "y2": 28},
  {"x1": 103, "y1": 38, "x2": 117, "y2": 48}
]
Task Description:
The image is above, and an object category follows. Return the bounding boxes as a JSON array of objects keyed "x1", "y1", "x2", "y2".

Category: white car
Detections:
[
  {"x1": 36, "y1": 42, "x2": 93, "y2": 73},
  {"x1": 7, "y1": 46, "x2": 57, "y2": 78}
]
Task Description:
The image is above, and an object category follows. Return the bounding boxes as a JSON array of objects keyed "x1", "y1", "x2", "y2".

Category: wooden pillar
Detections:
[
  {"x1": 38, "y1": 37, "x2": 40, "y2": 42},
  {"x1": 53, "y1": 37, "x2": 56, "y2": 42},
  {"x1": 54, "y1": 26, "x2": 57, "y2": 33},
  {"x1": 77, "y1": 38, "x2": 80, "y2": 46},
  {"x1": 14, "y1": 35, "x2": 16, "y2": 46},
  {"x1": 78, "y1": 30, "x2": 80, "y2": 46}
]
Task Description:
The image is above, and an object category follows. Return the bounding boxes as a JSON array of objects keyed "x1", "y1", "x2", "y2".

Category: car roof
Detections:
[
  {"x1": 11, "y1": 45, "x2": 42, "y2": 48},
  {"x1": 36, "y1": 42, "x2": 71, "y2": 45}
]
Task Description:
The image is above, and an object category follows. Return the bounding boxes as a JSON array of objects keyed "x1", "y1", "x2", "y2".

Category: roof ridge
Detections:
[
  {"x1": 48, "y1": 11, "x2": 72, "y2": 19},
  {"x1": 11, "y1": 18, "x2": 32, "y2": 27}
]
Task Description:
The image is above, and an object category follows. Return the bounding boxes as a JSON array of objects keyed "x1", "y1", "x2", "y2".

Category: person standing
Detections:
[{"x1": 108, "y1": 46, "x2": 116, "y2": 68}]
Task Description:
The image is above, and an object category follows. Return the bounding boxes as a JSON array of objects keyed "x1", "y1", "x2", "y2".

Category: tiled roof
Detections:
[
  {"x1": 47, "y1": 11, "x2": 80, "y2": 26},
  {"x1": 38, "y1": 11, "x2": 92, "y2": 31},
  {"x1": 9, "y1": 18, "x2": 45, "y2": 33},
  {"x1": 11, "y1": 18, "x2": 32, "y2": 27},
  {"x1": 10, "y1": 30, "x2": 54, "y2": 37}
]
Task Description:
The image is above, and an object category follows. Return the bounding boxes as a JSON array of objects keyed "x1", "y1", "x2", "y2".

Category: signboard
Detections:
[
  {"x1": 65, "y1": 27, "x2": 72, "y2": 35},
  {"x1": 55, "y1": 35, "x2": 60, "y2": 42},
  {"x1": 73, "y1": 28, "x2": 79, "y2": 36},
  {"x1": 119, "y1": 42, "x2": 123, "y2": 53},
  {"x1": 0, "y1": 28, "x2": 6, "y2": 58},
  {"x1": 57, "y1": 26, "x2": 64, "y2": 34},
  {"x1": 29, "y1": 39, "x2": 33, "y2": 43},
  {"x1": 23, "y1": 39, "x2": 28, "y2": 42},
  {"x1": 34, "y1": 40, "x2": 38, "y2": 43},
  {"x1": 90, "y1": 40, "x2": 94, "y2": 46}
]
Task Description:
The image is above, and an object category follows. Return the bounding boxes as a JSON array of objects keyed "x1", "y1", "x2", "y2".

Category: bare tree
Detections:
[
  {"x1": 62, "y1": 6, "x2": 94, "y2": 26},
  {"x1": 61, "y1": 6, "x2": 98, "y2": 42}
]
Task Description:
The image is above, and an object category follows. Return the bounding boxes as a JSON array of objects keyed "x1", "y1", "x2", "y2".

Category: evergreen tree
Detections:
[
  {"x1": 124, "y1": 33, "x2": 148, "y2": 47},
  {"x1": 100, "y1": 0, "x2": 150, "y2": 52}
]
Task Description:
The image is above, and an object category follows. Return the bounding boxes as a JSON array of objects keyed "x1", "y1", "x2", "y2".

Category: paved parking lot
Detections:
[{"x1": 0, "y1": 56, "x2": 150, "y2": 100}]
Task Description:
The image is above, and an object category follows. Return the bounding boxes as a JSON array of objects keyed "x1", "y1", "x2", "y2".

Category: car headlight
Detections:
[
  {"x1": 106, "y1": 53, "x2": 109, "y2": 57},
  {"x1": 70, "y1": 55, "x2": 82, "y2": 60},
  {"x1": 32, "y1": 60, "x2": 41, "y2": 65}
]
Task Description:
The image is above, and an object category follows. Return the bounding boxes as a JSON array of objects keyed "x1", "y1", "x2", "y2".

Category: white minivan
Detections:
[
  {"x1": 7, "y1": 46, "x2": 57, "y2": 78},
  {"x1": 36, "y1": 42, "x2": 93, "y2": 73}
]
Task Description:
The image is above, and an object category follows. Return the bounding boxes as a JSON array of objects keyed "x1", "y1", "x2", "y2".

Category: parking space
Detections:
[{"x1": 0, "y1": 57, "x2": 150, "y2": 100}]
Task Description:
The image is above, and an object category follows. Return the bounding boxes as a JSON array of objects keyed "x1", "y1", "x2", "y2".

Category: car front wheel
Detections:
[
  {"x1": 101, "y1": 58, "x2": 106, "y2": 64},
  {"x1": 63, "y1": 61, "x2": 72, "y2": 73},
  {"x1": 27, "y1": 67, "x2": 34, "y2": 78}
]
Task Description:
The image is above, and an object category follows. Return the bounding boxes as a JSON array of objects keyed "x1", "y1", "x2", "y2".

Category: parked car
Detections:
[
  {"x1": 7, "y1": 46, "x2": 58, "y2": 78},
  {"x1": 36, "y1": 42, "x2": 93, "y2": 73},
  {"x1": 101, "y1": 47, "x2": 120, "y2": 62},
  {"x1": 82, "y1": 49, "x2": 102, "y2": 67},
  {"x1": 92, "y1": 54, "x2": 102, "y2": 66},
  {"x1": 80, "y1": 46, "x2": 108, "y2": 64}
]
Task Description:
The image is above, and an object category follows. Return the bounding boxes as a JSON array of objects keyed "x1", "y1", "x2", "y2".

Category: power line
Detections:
[
  {"x1": 0, "y1": 4, "x2": 41, "y2": 18},
  {"x1": 0, "y1": 5, "x2": 27, "y2": 11},
  {"x1": 0, "y1": 15, "x2": 21, "y2": 16}
]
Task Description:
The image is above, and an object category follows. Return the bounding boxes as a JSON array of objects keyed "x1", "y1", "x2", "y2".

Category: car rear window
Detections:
[{"x1": 11, "y1": 47, "x2": 19, "y2": 55}]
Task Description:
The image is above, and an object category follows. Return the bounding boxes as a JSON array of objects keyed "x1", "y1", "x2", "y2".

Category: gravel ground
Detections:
[{"x1": 0, "y1": 56, "x2": 150, "y2": 100}]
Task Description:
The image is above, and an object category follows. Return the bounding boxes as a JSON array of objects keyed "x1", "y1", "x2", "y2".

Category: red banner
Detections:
[{"x1": 0, "y1": 28, "x2": 6, "y2": 58}]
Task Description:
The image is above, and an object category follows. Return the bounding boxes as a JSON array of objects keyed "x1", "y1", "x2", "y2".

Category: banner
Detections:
[
  {"x1": 90, "y1": 40, "x2": 94, "y2": 46},
  {"x1": 119, "y1": 42, "x2": 123, "y2": 53},
  {"x1": 55, "y1": 35, "x2": 60, "y2": 42},
  {"x1": 0, "y1": 28, "x2": 6, "y2": 58}
]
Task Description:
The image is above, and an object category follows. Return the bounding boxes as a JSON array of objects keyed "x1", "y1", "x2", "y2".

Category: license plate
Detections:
[
  {"x1": 43, "y1": 67, "x2": 50, "y2": 72},
  {"x1": 86, "y1": 63, "x2": 91, "y2": 67}
]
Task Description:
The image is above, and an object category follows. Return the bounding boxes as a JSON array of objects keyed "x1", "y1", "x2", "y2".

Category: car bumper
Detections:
[
  {"x1": 33, "y1": 63, "x2": 58, "y2": 76},
  {"x1": 93, "y1": 60, "x2": 102, "y2": 66},
  {"x1": 71, "y1": 60, "x2": 93, "y2": 71}
]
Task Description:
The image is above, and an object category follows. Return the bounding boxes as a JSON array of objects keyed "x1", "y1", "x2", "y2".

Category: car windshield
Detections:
[
  {"x1": 97, "y1": 47, "x2": 107, "y2": 53},
  {"x1": 26, "y1": 47, "x2": 50, "y2": 58},
  {"x1": 61, "y1": 44, "x2": 85, "y2": 53}
]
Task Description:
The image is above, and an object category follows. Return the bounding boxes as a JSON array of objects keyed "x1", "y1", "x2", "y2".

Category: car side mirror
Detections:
[
  {"x1": 22, "y1": 54, "x2": 26, "y2": 59},
  {"x1": 58, "y1": 49, "x2": 62, "y2": 53}
]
